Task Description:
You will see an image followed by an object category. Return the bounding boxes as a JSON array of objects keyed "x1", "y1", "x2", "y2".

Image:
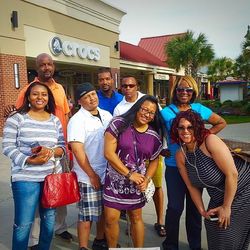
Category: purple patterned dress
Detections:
[{"x1": 103, "y1": 117, "x2": 162, "y2": 210}]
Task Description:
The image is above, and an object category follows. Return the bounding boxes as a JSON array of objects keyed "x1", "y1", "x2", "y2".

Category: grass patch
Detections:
[{"x1": 221, "y1": 115, "x2": 250, "y2": 124}]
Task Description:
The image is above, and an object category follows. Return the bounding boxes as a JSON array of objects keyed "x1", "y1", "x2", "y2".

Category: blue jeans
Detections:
[
  {"x1": 162, "y1": 167, "x2": 202, "y2": 250},
  {"x1": 11, "y1": 181, "x2": 56, "y2": 250}
]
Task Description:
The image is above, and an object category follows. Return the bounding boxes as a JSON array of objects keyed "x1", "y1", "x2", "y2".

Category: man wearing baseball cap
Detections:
[{"x1": 67, "y1": 83, "x2": 112, "y2": 250}]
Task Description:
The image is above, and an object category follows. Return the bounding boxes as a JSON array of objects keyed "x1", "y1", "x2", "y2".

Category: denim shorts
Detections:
[{"x1": 77, "y1": 182, "x2": 103, "y2": 222}]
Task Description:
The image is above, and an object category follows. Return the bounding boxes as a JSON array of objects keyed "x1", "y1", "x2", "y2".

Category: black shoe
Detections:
[
  {"x1": 29, "y1": 245, "x2": 39, "y2": 250},
  {"x1": 162, "y1": 241, "x2": 175, "y2": 250},
  {"x1": 55, "y1": 231, "x2": 73, "y2": 241},
  {"x1": 92, "y1": 238, "x2": 121, "y2": 250},
  {"x1": 92, "y1": 238, "x2": 108, "y2": 250}
]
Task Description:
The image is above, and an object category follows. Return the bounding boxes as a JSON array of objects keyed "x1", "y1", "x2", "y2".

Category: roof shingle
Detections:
[
  {"x1": 120, "y1": 41, "x2": 166, "y2": 67},
  {"x1": 138, "y1": 33, "x2": 186, "y2": 62}
]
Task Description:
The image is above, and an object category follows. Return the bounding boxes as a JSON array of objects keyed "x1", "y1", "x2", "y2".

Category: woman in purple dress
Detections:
[{"x1": 103, "y1": 95, "x2": 165, "y2": 247}]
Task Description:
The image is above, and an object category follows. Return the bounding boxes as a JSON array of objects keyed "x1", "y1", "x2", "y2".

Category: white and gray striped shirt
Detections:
[{"x1": 2, "y1": 112, "x2": 65, "y2": 182}]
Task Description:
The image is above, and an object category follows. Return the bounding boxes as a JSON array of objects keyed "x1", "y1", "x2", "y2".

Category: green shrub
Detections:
[
  {"x1": 199, "y1": 100, "x2": 221, "y2": 109},
  {"x1": 212, "y1": 100, "x2": 222, "y2": 108},
  {"x1": 222, "y1": 100, "x2": 233, "y2": 107},
  {"x1": 243, "y1": 103, "x2": 250, "y2": 114},
  {"x1": 199, "y1": 99, "x2": 249, "y2": 115},
  {"x1": 231, "y1": 101, "x2": 245, "y2": 108},
  {"x1": 241, "y1": 100, "x2": 249, "y2": 106}
]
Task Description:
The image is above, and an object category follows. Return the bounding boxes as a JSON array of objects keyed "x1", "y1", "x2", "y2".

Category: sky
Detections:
[{"x1": 103, "y1": 0, "x2": 250, "y2": 59}]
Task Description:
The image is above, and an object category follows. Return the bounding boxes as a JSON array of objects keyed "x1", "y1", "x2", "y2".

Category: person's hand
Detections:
[
  {"x1": 4, "y1": 105, "x2": 16, "y2": 118},
  {"x1": 200, "y1": 210, "x2": 209, "y2": 219},
  {"x1": 137, "y1": 178, "x2": 148, "y2": 192},
  {"x1": 206, "y1": 206, "x2": 231, "y2": 229},
  {"x1": 34, "y1": 146, "x2": 54, "y2": 158},
  {"x1": 129, "y1": 172, "x2": 145, "y2": 185},
  {"x1": 27, "y1": 146, "x2": 54, "y2": 165},
  {"x1": 89, "y1": 173, "x2": 101, "y2": 190}
]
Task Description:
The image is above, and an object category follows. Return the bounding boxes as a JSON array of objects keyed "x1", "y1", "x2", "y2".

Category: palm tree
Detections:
[
  {"x1": 165, "y1": 30, "x2": 215, "y2": 79},
  {"x1": 207, "y1": 57, "x2": 234, "y2": 82},
  {"x1": 234, "y1": 25, "x2": 250, "y2": 80},
  {"x1": 242, "y1": 25, "x2": 250, "y2": 59}
]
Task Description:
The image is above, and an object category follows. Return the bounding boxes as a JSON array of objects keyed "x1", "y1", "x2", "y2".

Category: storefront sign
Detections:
[
  {"x1": 58, "y1": 70, "x2": 76, "y2": 77},
  {"x1": 49, "y1": 37, "x2": 101, "y2": 61},
  {"x1": 154, "y1": 74, "x2": 169, "y2": 80}
]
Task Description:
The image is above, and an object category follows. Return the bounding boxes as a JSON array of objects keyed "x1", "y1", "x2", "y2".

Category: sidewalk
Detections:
[
  {"x1": 0, "y1": 140, "x2": 207, "y2": 250},
  {"x1": 217, "y1": 122, "x2": 250, "y2": 143},
  {"x1": 1, "y1": 123, "x2": 250, "y2": 249}
]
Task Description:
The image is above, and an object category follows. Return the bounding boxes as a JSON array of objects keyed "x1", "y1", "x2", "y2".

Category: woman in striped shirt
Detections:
[
  {"x1": 172, "y1": 110, "x2": 250, "y2": 250},
  {"x1": 3, "y1": 82, "x2": 65, "y2": 250}
]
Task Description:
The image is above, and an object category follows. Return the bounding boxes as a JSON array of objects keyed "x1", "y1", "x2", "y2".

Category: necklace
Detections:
[
  {"x1": 177, "y1": 104, "x2": 191, "y2": 111},
  {"x1": 181, "y1": 144, "x2": 223, "y2": 192}
]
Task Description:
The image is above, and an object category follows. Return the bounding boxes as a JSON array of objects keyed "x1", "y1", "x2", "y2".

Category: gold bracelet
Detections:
[{"x1": 50, "y1": 148, "x2": 55, "y2": 156}]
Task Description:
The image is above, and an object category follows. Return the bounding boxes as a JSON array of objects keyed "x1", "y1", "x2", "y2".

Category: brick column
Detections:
[{"x1": 0, "y1": 54, "x2": 28, "y2": 136}]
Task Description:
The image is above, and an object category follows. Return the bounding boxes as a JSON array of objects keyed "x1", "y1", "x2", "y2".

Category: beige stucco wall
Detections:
[
  {"x1": 0, "y1": 0, "x2": 125, "y2": 68},
  {"x1": 24, "y1": 26, "x2": 111, "y2": 67}
]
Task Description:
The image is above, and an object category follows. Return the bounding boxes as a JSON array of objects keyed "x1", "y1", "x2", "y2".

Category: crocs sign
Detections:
[{"x1": 49, "y1": 37, "x2": 101, "y2": 61}]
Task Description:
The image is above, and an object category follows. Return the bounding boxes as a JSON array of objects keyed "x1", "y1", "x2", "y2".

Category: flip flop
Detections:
[{"x1": 154, "y1": 223, "x2": 166, "y2": 237}]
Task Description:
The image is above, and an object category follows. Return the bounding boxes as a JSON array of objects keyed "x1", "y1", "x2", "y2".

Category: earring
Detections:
[
  {"x1": 46, "y1": 105, "x2": 49, "y2": 110},
  {"x1": 28, "y1": 103, "x2": 31, "y2": 107}
]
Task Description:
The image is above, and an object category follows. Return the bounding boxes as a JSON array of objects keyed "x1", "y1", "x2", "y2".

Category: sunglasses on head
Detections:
[
  {"x1": 176, "y1": 87, "x2": 194, "y2": 93},
  {"x1": 177, "y1": 126, "x2": 194, "y2": 132},
  {"x1": 121, "y1": 84, "x2": 136, "y2": 89}
]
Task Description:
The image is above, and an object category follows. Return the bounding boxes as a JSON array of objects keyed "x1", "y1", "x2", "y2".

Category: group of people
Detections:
[{"x1": 2, "y1": 53, "x2": 250, "y2": 250}]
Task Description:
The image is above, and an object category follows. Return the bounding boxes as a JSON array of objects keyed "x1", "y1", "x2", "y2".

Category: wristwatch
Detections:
[{"x1": 125, "y1": 170, "x2": 133, "y2": 179}]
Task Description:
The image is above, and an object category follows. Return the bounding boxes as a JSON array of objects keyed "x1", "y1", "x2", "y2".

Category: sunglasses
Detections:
[
  {"x1": 176, "y1": 87, "x2": 194, "y2": 93},
  {"x1": 139, "y1": 107, "x2": 156, "y2": 118},
  {"x1": 121, "y1": 84, "x2": 136, "y2": 89},
  {"x1": 177, "y1": 126, "x2": 194, "y2": 132}
]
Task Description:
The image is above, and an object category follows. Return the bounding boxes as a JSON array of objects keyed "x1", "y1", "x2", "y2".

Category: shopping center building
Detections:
[{"x1": 0, "y1": 0, "x2": 183, "y2": 134}]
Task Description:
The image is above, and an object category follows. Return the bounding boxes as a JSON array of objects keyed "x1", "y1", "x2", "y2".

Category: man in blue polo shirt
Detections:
[{"x1": 97, "y1": 67, "x2": 123, "y2": 115}]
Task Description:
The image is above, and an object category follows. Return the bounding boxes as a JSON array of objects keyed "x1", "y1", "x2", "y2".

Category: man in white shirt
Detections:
[
  {"x1": 67, "y1": 83, "x2": 112, "y2": 250},
  {"x1": 113, "y1": 76, "x2": 144, "y2": 116}
]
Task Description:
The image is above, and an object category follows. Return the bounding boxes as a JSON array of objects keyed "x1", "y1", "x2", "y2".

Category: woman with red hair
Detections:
[{"x1": 172, "y1": 110, "x2": 250, "y2": 250}]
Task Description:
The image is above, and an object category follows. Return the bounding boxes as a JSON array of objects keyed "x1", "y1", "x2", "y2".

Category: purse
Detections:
[
  {"x1": 131, "y1": 128, "x2": 155, "y2": 203},
  {"x1": 41, "y1": 157, "x2": 80, "y2": 208},
  {"x1": 144, "y1": 179, "x2": 155, "y2": 203}
]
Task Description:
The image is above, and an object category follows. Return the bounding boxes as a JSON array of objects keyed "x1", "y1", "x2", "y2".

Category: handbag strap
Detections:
[
  {"x1": 51, "y1": 155, "x2": 70, "y2": 174},
  {"x1": 168, "y1": 104, "x2": 178, "y2": 115}
]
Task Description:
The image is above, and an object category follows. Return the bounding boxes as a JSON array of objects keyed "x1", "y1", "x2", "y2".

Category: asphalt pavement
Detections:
[{"x1": 0, "y1": 122, "x2": 249, "y2": 250}]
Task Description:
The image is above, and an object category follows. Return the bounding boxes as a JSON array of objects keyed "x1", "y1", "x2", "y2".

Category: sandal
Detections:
[{"x1": 154, "y1": 223, "x2": 166, "y2": 237}]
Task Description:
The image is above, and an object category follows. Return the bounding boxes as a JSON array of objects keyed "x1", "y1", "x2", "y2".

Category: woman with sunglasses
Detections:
[
  {"x1": 171, "y1": 110, "x2": 250, "y2": 250},
  {"x1": 103, "y1": 95, "x2": 165, "y2": 248},
  {"x1": 161, "y1": 75, "x2": 226, "y2": 250}
]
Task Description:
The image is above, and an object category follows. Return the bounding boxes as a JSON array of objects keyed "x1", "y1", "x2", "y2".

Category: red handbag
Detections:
[{"x1": 41, "y1": 160, "x2": 80, "y2": 208}]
